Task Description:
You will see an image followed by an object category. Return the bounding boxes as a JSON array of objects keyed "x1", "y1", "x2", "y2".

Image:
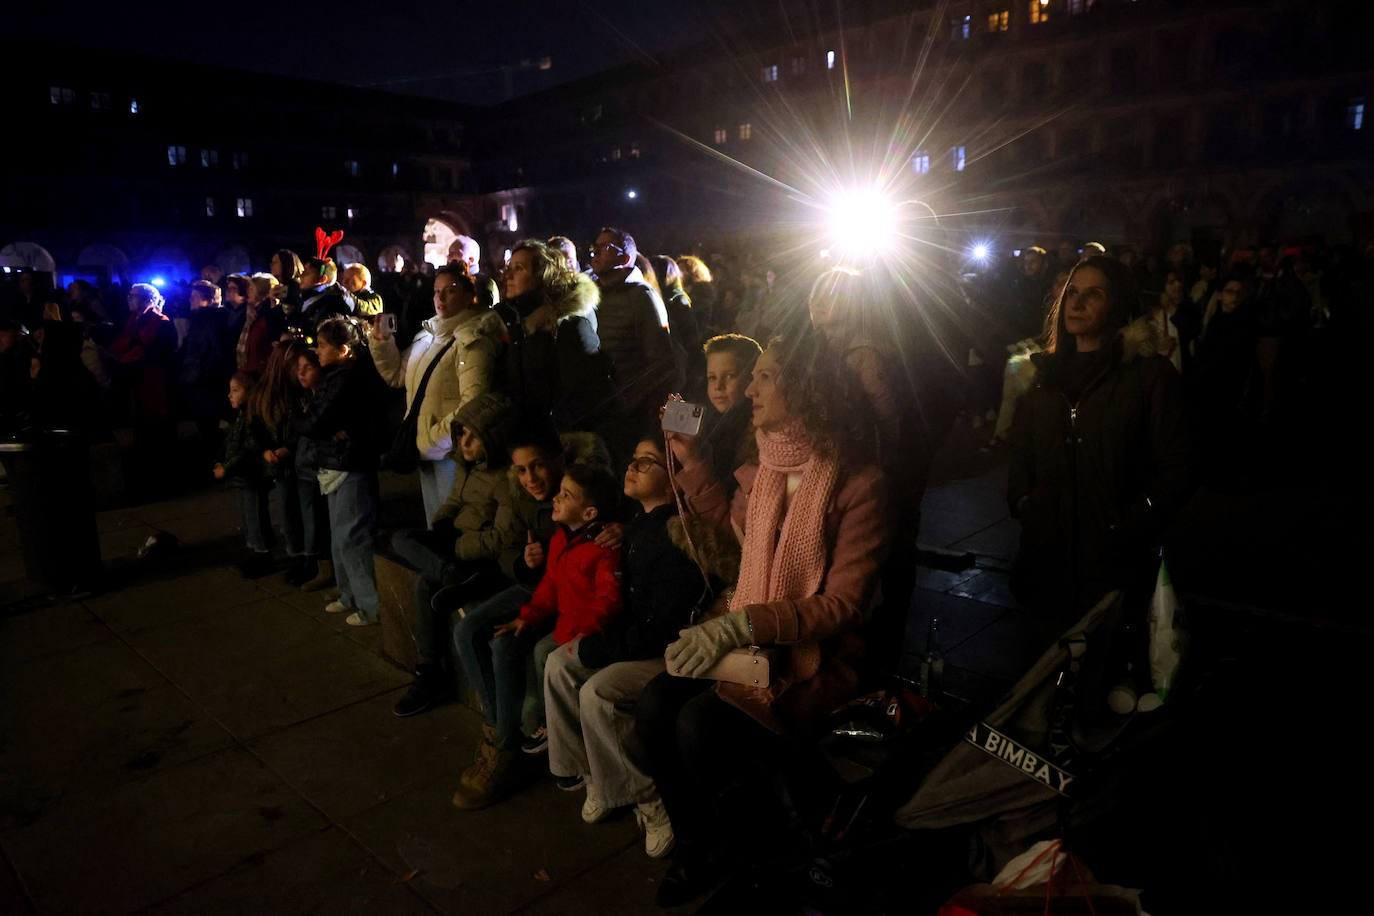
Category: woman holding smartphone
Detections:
[
  {"x1": 638, "y1": 328, "x2": 893, "y2": 907},
  {"x1": 368, "y1": 261, "x2": 505, "y2": 525}
]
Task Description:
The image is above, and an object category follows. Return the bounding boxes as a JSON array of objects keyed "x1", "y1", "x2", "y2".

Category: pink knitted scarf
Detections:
[{"x1": 730, "y1": 419, "x2": 841, "y2": 611}]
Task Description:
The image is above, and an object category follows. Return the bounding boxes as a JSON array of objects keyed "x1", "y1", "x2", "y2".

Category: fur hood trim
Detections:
[
  {"x1": 1119, "y1": 314, "x2": 1165, "y2": 364},
  {"x1": 666, "y1": 513, "x2": 740, "y2": 586},
  {"x1": 525, "y1": 274, "x2": 600, "y2": 335}
]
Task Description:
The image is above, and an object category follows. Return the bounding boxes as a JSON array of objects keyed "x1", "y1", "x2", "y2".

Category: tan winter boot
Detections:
[
  {"x1": 300, "y1": 559, "x2": 335, "y2": 592},
  {"x1": 451, "y1": 741, "x2": 518, "y2": 810}
]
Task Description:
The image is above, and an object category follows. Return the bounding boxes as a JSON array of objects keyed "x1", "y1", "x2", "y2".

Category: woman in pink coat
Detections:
[{"x1": 638, "y1": 329, "x2": 894, "y2": 907}]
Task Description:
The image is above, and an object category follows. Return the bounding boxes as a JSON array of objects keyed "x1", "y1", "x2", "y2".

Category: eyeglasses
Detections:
[
  {"x1": 590, "y1": 241, "x2": 624, "y2": 256},
  {"x1": 626, "y1": 456, "x2": 664, "y2": 473}
]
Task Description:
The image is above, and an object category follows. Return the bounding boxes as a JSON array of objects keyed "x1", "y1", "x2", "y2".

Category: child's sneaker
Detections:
[
  {"x1": 634, "y1": 796, "x2": 675, "y2": 858},
  {"x1": 324, "y1": 600, "x2": 350, "y2": 614},
  {"x1": 581, "y1": 789, "x2": 613, "y2": 824},
  {"x1": 345, "y1": 612, "x2": 376, "y2": 627},
  {"x1": 555, "y1": 774, "x2": 585, "y2": 792},
  {"x1": 520, "y1": 726, "x2": 548, "y2": 755}
]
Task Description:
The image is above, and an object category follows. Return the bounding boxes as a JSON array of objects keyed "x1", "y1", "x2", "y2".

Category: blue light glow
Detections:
[{"x1": 150, "y1": 276, "x2": 166, "y2": 288}]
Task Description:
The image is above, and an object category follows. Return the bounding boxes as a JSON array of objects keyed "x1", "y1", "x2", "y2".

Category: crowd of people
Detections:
[{"x1": 2, "y1": 222, "x2": 1369, "y2": 907}]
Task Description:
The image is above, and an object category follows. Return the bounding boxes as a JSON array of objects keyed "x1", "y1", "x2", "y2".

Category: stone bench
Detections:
[{"x1": 373, "y1": 552, "x2": 476, "y2": 709}]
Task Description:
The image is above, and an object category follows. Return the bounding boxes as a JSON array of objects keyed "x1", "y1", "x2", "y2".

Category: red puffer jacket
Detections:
[{"x1": 518, "y1": 523, "x2": 623, "y2": 645}]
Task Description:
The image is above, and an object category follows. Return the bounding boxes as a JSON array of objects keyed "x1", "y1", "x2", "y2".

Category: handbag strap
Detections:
[{"x1": 402, "y1": 336, "x2": 457, "y2": 425}]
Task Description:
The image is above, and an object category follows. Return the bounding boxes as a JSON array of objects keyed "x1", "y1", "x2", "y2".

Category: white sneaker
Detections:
[
  {"x1": 324, "y1": 600, "x2": 349, "y2": 614},
  {"x1": 344, "y1": 612, "x2": 376, "y2": 627},
  {"x1": 581, "y1": 789, "x2": 613, "y2": 824},
  {"x1": 634, "y1": 797, "x2": 675, "y2": 859}
]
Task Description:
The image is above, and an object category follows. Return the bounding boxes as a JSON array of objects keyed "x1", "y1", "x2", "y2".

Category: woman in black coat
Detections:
[
  {"x1": 496, "y1": 239, "x2": 615, "y2": 431},
  {"x1": 1008, "y1": 256, "x2": 1191, "y2": 639}
]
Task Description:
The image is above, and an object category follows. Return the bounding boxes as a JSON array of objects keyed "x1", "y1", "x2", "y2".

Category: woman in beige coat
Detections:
[{"x1": 369, "y1": 263, "x2": 505, "y2": 524}]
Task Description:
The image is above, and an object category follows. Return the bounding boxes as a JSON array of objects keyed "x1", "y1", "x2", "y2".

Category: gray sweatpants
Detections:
[{"x1": 544, "y1": 649, "x2": 665, "y2": 809}]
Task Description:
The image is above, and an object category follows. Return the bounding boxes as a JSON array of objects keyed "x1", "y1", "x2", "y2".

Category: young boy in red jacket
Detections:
[{"x1": 452, "y1": 462, "x2": 624, "y2": 809}]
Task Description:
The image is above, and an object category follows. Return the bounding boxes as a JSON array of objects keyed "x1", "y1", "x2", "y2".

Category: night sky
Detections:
[{"x1": 14, "y1": 0, "x2": 822, "y2": 106}]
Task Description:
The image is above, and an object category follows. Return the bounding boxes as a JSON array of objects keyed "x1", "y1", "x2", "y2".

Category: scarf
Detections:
[{"x1": 730, "y1": 419, "x2": 841, "y2": 611}]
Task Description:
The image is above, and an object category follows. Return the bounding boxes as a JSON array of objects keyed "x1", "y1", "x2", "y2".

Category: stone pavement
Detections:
[{"x1": 1, "y1": 415, "x2": 1366, "y2": 913}]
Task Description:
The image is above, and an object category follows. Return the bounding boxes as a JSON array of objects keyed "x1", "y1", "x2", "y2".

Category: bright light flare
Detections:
[
  {"x1": 150, "y1": 276, "x2": 166, "y2": 287},
  {"x1": 827, "y1": 187, "x2": 898, "y2": 255},
  {"x1": 626, "y1": 189, "x2": 638, "y2": 200},
  {"x1": 971, "y1": 243, "x2": 990, "y2": 261}
]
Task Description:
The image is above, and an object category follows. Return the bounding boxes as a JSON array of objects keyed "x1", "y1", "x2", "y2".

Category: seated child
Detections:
[
  {"x1": 389, "y1": 392, "x2": 518, "y2": 717},
  {"x1": 214, "y1": 371, "x2": 274, "y2": 578},
  {"x1": 544, "y1": 436, "x2": 703, "y2": 859},
  {"x1": 450, "y1": 461, "x2": 623, "y2": 810}
]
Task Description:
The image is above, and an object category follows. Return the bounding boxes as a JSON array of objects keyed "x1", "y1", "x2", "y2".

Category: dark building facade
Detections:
[
  {"x1": 3, "y1": 1, "x2": 1371, "y2": 286},
  {"x1": 2, "y1": 43, "x2": 495, "y2": 286},
  {"x1": 472, "y1": 0, "x2": 1374, "y2": 259}
]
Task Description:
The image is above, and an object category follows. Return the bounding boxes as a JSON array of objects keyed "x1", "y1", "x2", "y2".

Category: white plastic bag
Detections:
[{"x1": 1145, "y1": 553, "x2": 1187, "y2": 708}]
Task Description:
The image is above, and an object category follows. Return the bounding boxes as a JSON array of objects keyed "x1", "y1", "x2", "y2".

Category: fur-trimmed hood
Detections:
[
  {"x1": 666, "y1": 512, "x2": 740, "y2": 587},
  {"x1": 1032, "y1": 316, "x2": 1164, "y2": 377},
  {"x1": 505, "y1": 274, "x2": 600, "y2": 336}
]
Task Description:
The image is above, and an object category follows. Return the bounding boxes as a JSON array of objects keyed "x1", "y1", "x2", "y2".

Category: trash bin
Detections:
[{"x1": 0, "y1": 430, "x2": 102, "y2": 592}]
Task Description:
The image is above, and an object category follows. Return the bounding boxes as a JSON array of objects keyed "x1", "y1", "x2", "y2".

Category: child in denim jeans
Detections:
[{"x1": 214, "y1": 371, "x2": 273, "y2": 578}]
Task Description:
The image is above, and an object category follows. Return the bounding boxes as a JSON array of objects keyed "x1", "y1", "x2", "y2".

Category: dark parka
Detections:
[
  {"x1": 294, "y1": 354, "x2": 388, "y2": 472},
  {"x1": 221, "y1": 406, "x2": 269, "y2": 489},
  {"x1": 595, "y1": 266, "x2": 681, "y2": 415},
  {"x1": 576, "y1": 502, "x2": 703, "y2": 669},
  {"x1": 1008, "y1": 320, "x2": 1191, "y2": 627},
  {"x1": 494, "y1": 274, "x2": 615, "y2": 431}
]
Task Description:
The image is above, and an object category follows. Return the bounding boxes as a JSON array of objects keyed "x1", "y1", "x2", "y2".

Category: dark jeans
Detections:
[
  {"x1": 450, "y1": 584, "x2": 536, "y2": 749},
  {"x1": 635, "y1": 674, "x2": 788, "y2": 858},
  {"x1": 273, "y1": 475, "x2": 304, "y2": 557},
  {"x1": 326, "y1": 471, "x2": 379, "y2": 620},
  {"x1": 235, "y1": 486, "x2": 274, "y2": 553},
  {"x1": 295, "y1": 471, "x2": 330, "y2": 558},
  {"x1": 389, "y1": 528, "x2": 504, "y2": 669}
]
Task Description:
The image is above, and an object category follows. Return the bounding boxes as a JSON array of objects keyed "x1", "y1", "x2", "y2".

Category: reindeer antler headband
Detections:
[{"x1": 315, "y1": 226, "x2": 345, "y2": 261}]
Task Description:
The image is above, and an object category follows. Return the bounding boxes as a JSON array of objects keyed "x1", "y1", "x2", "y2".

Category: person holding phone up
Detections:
[{"x1": 368, "y1": 261, "x2": 505, "y2": 525}]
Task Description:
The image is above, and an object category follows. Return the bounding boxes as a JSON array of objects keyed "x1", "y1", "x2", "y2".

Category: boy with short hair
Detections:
[{"x1": 451, "y1": 461, "x2": 623, "y2": 810}]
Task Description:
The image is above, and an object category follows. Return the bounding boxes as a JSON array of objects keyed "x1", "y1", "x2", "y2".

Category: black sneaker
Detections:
[
  {"x1": 392, "y1": 675, "x2": 451, "y2": 718},
  {"x1": 555, "y1": 774, "x2": 585, "y2": 792},
  {"x1": 520, "y1": 726, "x2": 548, "y2": 755}
]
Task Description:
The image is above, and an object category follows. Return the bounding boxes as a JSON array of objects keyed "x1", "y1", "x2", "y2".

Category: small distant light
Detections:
[
  {"x1": 1013, "y1": 249, "x2": 1022, "y2": 257},
  {"x1": 626, "y1": 189, "x2": 638, "y2": 200},
  {"x1": 826, "y1": 50, "x2": 836, "y2": 69},
  {"x1": 129, "y1": 98, "x2": 139, "y2": 114},
  {"x1": 2, "y1": 266, "x2": 10, "y2": 273},
  {"x1": 151, "y1": 276, "x2": 166, "y2": 287},
  {"x1": 503, "y1": 249, "x2": 512, "y2": 263}
]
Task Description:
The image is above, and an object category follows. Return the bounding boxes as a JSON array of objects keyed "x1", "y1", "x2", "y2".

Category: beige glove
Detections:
[{"x1": 665, "y1": 611, "x2": 753, "y2": 678}]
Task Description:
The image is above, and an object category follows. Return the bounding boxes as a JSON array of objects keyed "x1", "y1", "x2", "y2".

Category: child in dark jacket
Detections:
[
  {"x1": 544, "y1": 436, "x2": 702, "y2": 858},
  {"x1": 214, "y1": 371, "x2": 274, "y2": 577},
  {"x1": 451, "y1": 461, "x2": 623, "y2": 811}
]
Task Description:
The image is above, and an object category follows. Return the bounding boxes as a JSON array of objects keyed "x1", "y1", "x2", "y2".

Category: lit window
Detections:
[
  {"x1": 232, "y1": 152, "x2": 245, "y2": 170},
  {"x1": 167, "y1": 145, "x2": 186, "y2": 166},
  {"x1": 951, "y1": 145, "x2": 967, "y2": 171},
  {"x1": 714, "y1": 127, "x2": 727, "y2": 145},
  {"x1": 1349, "y1": 98, "x2": 1366, "y2": 131},
  {"x1": 205, "y1": 197, "x2": 215, "y2": 218},
  {"x1": 912, "y1": 151, "x2": 930, "y2": 174},
  {"x1": 988, "y1": 10, "x2": 1010, "y2": 32},
  {"x1": 322, "y1": 206, "x2": 336, "y2": 219},
  {"x1": 50, "y1": 86, "x2": 75, "y2": 106},
  {"x1": 201, "y1": 149, "x2": 218, "y2": 167},
  {"x1": 791, "y1": 56, "x2": 806, "y2": 76},
  {"x1": 90, "y1": 91, "x2": 111, "y2": 109},
  {"x1": 762, "y1": 64, "x2": 779, "y2": 82},
  {"x1": 345, "y1": 159, "x2": 359, "y2": 176},
  {"x1": 129, "y1": 98, "x2": 139, "y2": 114},
  {"x1": 953, "y1": 15, "x2": 971, "y2": 40},
  {"x1": 826, "y1": 49, "x2": 836, "y2": 69},
  {"x1": 347, "y1": 207, "x2": 356, "y2": 220},
  {"x1": 391, "y1": 162, "x2": 399, "y2": 176},
  {"x1": 1030, "y1": 0, "x2": 1050, "y2": 25},
  {"x1": 501, "y1": 204, "x2": 518, "y2": 231},
  {"x1": 630, "y1": 141, "x2": 641, "y2": 158},
  {"x1": 236, "y1": 198, "x2": 253, "y2": 218},
  {"x1": 739, "y1": 123, "x2": 752, "y2": 140},
  {"x1": 611, "y1": 147, "x2": 622, "y2": 161}
]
